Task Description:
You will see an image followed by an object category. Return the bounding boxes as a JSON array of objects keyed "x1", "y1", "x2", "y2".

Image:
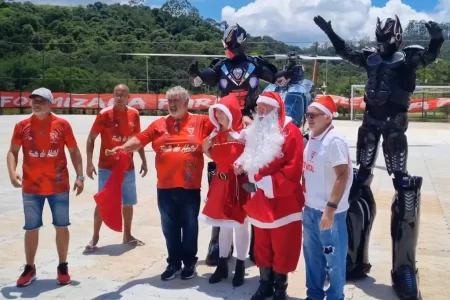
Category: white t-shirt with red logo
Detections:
[{"x1": 303, "y1": 125, "x2": 353, "y2": 213}]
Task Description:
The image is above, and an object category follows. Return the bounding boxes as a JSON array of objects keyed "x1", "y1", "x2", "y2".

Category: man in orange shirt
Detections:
[
  {"x1": 7, "y1": 87, "x2": 84, "y2": 287},
  {"x1": 84, "y1": 84, "x2": 148, "y2": 252},
  {"x1": 110, "y1": 86, "x2": 215, "y2": 281}
]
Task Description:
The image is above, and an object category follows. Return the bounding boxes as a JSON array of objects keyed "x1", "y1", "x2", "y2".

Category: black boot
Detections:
[
  {"x1": 250, "y1": 267, "x2": 274, "y2": 300},
  {"x1": 249, "y1": 225, "x2": 255, "y2": 263},
  {"x1": 209, "y1": 257, "x2": 228, "y2": 284},
  {"x1": 232, "y1": 259, "x2": 245, "y2": 287},
  {"x1": 273, "y1": 271, "x2": 288, "y2": 300},
  {"x1": 205, "y1": 162, "x2": 220, "y2": 266},
  {"x1": 205, "y1": 227, "x2": 220, "y2": 266}
]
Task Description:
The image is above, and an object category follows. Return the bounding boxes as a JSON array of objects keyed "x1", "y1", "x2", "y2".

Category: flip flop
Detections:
[
  {"x1": 124, "y1": 239, "x2": 145, "y2": 246},
  {"x1": 83, "y1": 244, "x2": 98, "y2": 254}
]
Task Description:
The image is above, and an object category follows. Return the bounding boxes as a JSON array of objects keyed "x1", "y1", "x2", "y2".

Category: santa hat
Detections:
[
  {"x1": 208, "y1": 93, "x2": 243, "y2": 141},
  {"x1": 309, "y1": 95, "x2": 339, "y2": 118},
  {"x1": 256, "y1": 91, "x2": 285, "y2": 128}
]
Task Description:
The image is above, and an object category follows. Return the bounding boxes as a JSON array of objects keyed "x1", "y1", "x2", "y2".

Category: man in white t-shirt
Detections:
[{"x1": 302, "y1": 95, "x2": 353, "y2": 300}]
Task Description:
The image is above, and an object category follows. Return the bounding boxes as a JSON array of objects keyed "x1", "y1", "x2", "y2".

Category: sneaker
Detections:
[
  {"x1": 161, "y1": 265, "x2": 181, "y2": 281},
  {"x1": 57, "y1": 262, "x2": 71, "y2": 285},
  {"x1": 180, "y1": 264, "x2": 196, "y2": 280},
  {"x1": 16, "y1": 264, "x2": 37, "y2": 287}
]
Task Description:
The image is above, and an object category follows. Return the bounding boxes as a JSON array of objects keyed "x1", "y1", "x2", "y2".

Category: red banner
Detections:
[
  {"x1": 0, "y1": 92, "x2": 218, "y2": 110},
  {"x1": 1, "y1": 91, "x2": 449, "y2": 112},
  {"x1": 321, "y1": 95, "x2": 450, "y2": 113}
]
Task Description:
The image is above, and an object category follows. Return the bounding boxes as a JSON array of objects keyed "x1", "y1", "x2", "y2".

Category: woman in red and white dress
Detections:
[{"x1": 199, "y1": 94, "x2": 250, "y2": 287}]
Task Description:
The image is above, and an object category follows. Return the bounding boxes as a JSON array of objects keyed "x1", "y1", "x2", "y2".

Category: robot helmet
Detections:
[
  {"x1": 222, "y1": 23, "x2": 248, "y2": 59},
  {"x1": 376, "y1": 15, "x2": 403, "y2": 56}
]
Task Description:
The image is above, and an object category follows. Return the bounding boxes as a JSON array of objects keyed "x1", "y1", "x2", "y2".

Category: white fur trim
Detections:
[
  {"x1": 257, "y1": 95, "x2": 280, "y2": 108},
  {"x1": 248, "y1": 212, "x2": 303, "y2": 229},
  {"x1": 310, "y1": 102, "x2": 333, "y2": 117},
  {"x1": 229, "y1": 131, "x2": 241, "y2": 139},
  {"x1": 284, "y1": 116, "x2": 292, "y2": 128},
  {"x1": 208, "y1": 103, "x2": 233, "y2": 130},
  {"x1": 198, "y1": 214, "x2": 247, "y2": 228},
  {"x1": 238, "y1": 129, "x2": 247, "y2": 140},
  {"x1": 255, "y1": 175, "x2": 274, "y2": 199}
]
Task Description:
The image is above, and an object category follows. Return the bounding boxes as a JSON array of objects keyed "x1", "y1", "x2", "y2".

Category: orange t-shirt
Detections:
[
  {"x1": 135, "y1": 113, "x2": 215, "y2": 189},
  {"x1": 11, "y1": 113, "x2": 78, "y2": 196},
  {"x1": 90, "y1": 106, "x2": 141, "y2": 171}
]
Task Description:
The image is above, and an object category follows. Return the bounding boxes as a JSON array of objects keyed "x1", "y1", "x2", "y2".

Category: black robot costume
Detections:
[
  {"x1": 188, "y1": 23, "x2": 278, "y2": 266},
  {"x1": 314, "y1": 15, "x2": 444, "y2": 300}
]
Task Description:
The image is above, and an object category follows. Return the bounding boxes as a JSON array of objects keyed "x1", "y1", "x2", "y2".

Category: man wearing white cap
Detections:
[
  {"x1": 234, "y1": 91, "x2": 304, "y2": 300},
  {"x1": 302, "y1": 95, "x2": 352, "y2": 300},
  {"x1": 7, "y1": 87, "x2": 84, "y2": 287}
]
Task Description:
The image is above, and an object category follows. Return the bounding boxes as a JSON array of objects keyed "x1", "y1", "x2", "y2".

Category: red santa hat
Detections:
[
  {"x1": 208, "y1": 93, "x2": 243, "y2": 141},
  {"x1": 256, "y1": 91, "x2": 285, "y2": 128},
  {"x1": 309, "y1": 95, "x2": 339, "y2": 118}
]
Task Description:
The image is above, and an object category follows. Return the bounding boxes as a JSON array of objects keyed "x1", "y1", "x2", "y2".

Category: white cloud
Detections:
[{"x1": 221, "y1": 0, "x2": 448, "y2": 44}]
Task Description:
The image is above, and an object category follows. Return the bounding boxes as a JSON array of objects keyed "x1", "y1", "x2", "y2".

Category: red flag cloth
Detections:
[{"x1": 93, "y1": 151, "x2": 131, "y2": 232}]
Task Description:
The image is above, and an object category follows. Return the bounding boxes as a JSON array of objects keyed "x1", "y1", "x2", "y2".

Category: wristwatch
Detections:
[
  {"x1": 76, "y1": 175, "x2": 85, "y2": 181},
  {"x1": 326, "y1": 202, "x2": 338, "y2": 209}
]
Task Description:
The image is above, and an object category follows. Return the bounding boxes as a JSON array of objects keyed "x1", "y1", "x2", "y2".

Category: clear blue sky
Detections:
[{"x1": 145, "y1": 0, "x2": 439, "y2": 20}]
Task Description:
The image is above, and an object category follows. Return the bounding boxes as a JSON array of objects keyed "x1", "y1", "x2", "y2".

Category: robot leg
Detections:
[
  {"x1": 205, "y1": 162, "x2": 234, "y2": 266},
  {"x1": 346, "y1": 115, "x2": 382, "y2": 280},
  {"x1": 382, "y1": 113, "x2": 421, "y2": 299}
]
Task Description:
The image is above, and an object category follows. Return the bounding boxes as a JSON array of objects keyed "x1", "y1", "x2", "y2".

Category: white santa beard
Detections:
[{"x1": 239, "y1": 109, "x2": 285, "y2": 175}]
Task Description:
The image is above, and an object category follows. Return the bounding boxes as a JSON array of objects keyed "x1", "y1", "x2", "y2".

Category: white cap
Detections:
[{"x1": 30, "y1": 87, "x2": 53, "y2": 102}]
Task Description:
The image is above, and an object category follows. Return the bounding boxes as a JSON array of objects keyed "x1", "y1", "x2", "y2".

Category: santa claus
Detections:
[{"x1": 234, "y1": 91, "x2": 305, "y2": 300}]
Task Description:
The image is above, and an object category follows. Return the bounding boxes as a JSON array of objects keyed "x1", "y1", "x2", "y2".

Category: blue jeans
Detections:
[
  {"x1": 98, "y1": 168, "x2": 137, "y2": 206},
  {"x1": 303, "y1": 206, "x2": 348, "y2": 300},
  {"x1": 22, "y1": 192, "x2": 70, "y2": 230},
  {"x1": 157, "y1": 188, "x2": 201, "y2": 268}
]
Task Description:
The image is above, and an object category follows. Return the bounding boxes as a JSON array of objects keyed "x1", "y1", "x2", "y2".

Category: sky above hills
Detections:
[{"x1": 26, "y1": 0, "x2": 449, "y2": 44}]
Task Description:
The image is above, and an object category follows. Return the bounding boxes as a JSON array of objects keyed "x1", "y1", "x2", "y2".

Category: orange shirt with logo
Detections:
[
  {"x1": 90, "y1": 106, "x2": 141, "y2": 171},
  {"x1": 135, "y1": 113, "x2": 215, "y2": 189},
  {"x1": 11, "y1": 113, "x2": 78, "y2": 195}
]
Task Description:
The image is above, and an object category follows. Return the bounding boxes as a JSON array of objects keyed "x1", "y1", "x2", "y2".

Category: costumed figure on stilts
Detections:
[
  {"x1": 235, "y1": 91, "x2": 305, "y2": 300},
  {"x1": 199, "y1": 94, "x2": 251, "y2": 287},
  {"x1": 314, "y1": 14, "x2": 444, "y2": 299},
  {"x1": 188, "y1": 23, "x2": 278, "y2": 265}
]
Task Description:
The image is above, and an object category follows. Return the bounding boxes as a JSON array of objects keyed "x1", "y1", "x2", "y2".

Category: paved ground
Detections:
[{"x1": 0, "y1": 115, "x2": 449, "y2": 300}]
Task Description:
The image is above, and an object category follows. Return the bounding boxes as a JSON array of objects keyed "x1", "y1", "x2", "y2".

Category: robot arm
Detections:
[
  {"x1": 189, "y1": 59, "x2": 223, "y2": 86},
  {"x1": 326, "y1": 31, "x2": 367, "y2": 67},
  {"x1": 254, "y1": 56, "x2": 278, "y2": 83},
  {"x1": 404, "y1": 38, "x2": 444, "y2": 69},
  {"x1": 405, "y1": 21, "x2": 444, "y2": 69},
  {"x1": 313, "y1": 16, "x2": 366, "y2": 67}
]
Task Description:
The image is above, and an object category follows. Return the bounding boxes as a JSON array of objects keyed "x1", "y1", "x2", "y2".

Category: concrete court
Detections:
[{"x1": 0, "y1": 115, "x2": 449, "y2": 300}]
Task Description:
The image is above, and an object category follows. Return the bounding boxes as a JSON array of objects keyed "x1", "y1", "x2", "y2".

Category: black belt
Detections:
[{"x1": 218, "y1": 172, "x2": 228, "y2": 180}]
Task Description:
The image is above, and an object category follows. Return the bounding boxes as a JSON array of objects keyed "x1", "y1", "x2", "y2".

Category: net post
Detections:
[{"x1": 350, "y1": 85, "x2": 354, "y2": 121}]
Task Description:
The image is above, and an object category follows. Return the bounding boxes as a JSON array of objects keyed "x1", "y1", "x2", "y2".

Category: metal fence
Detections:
[{"x1": 1, "y1": 41, "x2": 449, "y2": 121}]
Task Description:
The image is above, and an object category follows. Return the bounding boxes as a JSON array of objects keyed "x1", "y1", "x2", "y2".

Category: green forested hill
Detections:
[{"x1": 0, "y1": 0, "x2": 449, "y2": 97}]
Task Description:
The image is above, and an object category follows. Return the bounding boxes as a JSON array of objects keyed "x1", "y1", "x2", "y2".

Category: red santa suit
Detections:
[
  {"x1": 238, "y1": 91, "x2": 305, "y2": 275},
  {"x1": 198, "y1": 95, "x2": 249, "y2": 227}
]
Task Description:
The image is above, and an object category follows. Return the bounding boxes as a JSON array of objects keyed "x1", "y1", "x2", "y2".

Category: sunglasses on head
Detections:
[{"x1": 305, "y1": 112, "x2": 325, "y2": 120}]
